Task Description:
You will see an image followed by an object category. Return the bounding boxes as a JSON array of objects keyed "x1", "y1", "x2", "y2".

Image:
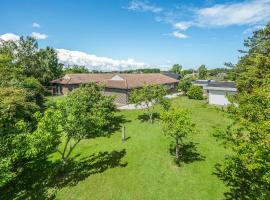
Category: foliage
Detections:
[
  {"x1": 0, "y1": 87, "x2": 51, "y2": 186},
  {"x1": 63, "y1": 65, "x2": 89, "y2": 74},
  {"x1": 170, "y1": 64, "x2": 182, "y2": 74},
  {"x1": 181, "y1": 69, "x2": 194, "y2": 77},
  {"x1": 12, "y1": 77, "x2": 45, "y2": 107},
  {"x1": 122, "y1": 68, "x2": 160, "y2": 73},
  {"x1": 161, "y1": 105, "x2": 196, "y2": 163},
  {"x1": 224, "y1": 62, "x2": 238, "y2": 81},
  {"x1": 178, "y1": 78, "x2": 192, "y2": 95},
  {"x1": 1, "y1": 97, "x2": 230, "y2": 199},
  {"x1": 0, "y1": 37, "x2": 63, "y2": 86},
  {"x1": 187, "y1": 85, "x2": 203, "y2": 100},
  {"x1": 198, "y1": 65, "x2": 208, "y2": 79},
  {"x1": 129, "y1": 84, "x2": 166, "y2": 123},
  {"x1": 37, "y1": 83, "x2": 117, "y2": 165},
  {"x1": 215, "y1": 23, "x2": 270, "y2": 199}
]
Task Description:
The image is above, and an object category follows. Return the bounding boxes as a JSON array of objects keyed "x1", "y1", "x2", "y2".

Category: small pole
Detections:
[{"x1": 122, "y1": 126, "x2": 126, "y2": 142}]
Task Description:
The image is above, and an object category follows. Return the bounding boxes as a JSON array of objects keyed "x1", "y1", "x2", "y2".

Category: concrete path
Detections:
[{"x1": 118, "y1": 93, "x2": 181, "y2": 110}]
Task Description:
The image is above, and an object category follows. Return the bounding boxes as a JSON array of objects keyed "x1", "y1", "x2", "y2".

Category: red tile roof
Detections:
[{"x1": 51, "y1": 73, "x2": 178, "y2": 89}]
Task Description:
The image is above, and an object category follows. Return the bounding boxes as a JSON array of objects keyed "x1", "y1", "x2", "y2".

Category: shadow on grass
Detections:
[
  {"x1": 169, "y1": 142, "x2": 205, "y2": 164},
  {"x1": 0, "y1": 149, "x2": 127, "y2": 200},
  {"x1": 102, "y1": 113, "x2": 131, "y2": 135},
  {"x1": 137, "y1": 112, "x2": 160, "y2": 123}
]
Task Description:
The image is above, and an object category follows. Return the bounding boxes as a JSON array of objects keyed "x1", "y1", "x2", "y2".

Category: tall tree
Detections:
[
  {"x1": 37, "y1": 83, "x2": 117, "y2": 165},
  {"x1": 198, "y1": 65, "x2": 207, "y2": 79},
  {"x1": 130, "y1": 84, "x2": 167, "y2": 123},
  {"x1": 215, "y1": 23, "x2": 270, "y2": 199},
  {"x1": 171, "y1": 64, "x2": 182, "y2": 74},
  {"x1": 0, "y1": 37, "x2": 63, "y2": 86},
  {"x1": 177, "y1": 78, "x2": 192, "y2": 95},
  {"x1": 161, "y1": 106, "x2": 196, "y2": 163},
  {"x1": 0, "y1": 87, "x2": 52, "y2": 186},
  {"x1": 63, "y1": 65, "x2": 89, "y2": 74}
]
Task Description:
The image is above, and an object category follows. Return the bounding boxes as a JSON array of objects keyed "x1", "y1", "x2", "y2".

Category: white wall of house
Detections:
[{"x1": 208, "y1": 90, "x2": 236, "y2": 106}]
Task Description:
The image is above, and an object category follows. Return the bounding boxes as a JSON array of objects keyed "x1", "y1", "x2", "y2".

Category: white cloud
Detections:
[
  {"x1": 56, "y1": 48, "x2": 148, "y2": 71},
  {"x1": 173, "y1": 22, "x2": 191, "y2": 31},
  {"x1": 31, "y1": 32, "x2": 48, "y2": 40},
  {"x1": 172, "y1": 31, "x2": 188, "y2": 39},
  {"x1": 127, "y1": 0, "x2": 162, "y2": 13},
  {"x1": 196, "y1": 0, "x2": 270, "y2": 27},
  {"x1": 0, "y1": 33, "x2": 20, "y2": 41},
  {"x1": 32, "y1": 22, "x2": 41, "y2": 28}
]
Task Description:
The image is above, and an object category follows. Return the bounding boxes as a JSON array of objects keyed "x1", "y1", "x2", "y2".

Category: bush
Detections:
[
  {"x1": 187, "y1": 85, "x2": 203, "y2": 100},
  {"x1": 177, "y1": 78, "x2": 192, "y2": 95}
]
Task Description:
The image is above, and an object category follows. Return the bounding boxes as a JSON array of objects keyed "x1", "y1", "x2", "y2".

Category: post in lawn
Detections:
[{"x1": 122, "y1": 125, "x2": 126, "y2": 142}]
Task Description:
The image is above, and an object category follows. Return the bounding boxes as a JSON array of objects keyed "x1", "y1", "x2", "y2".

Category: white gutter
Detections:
[{"x1": 203, "y1": 86, "x2": 237, "y2": 92}]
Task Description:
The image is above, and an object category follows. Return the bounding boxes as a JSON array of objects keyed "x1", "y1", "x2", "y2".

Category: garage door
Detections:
[{"x1": 209, "y1": 90, "x2": 230, "y2": 106}]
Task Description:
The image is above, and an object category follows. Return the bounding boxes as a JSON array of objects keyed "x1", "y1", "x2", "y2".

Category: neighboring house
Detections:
[
  {"x1": 192, "y1": 80, "x2": 210, "y2": 87},
  {"x1": 162, "y1": 71, "x2": 181, "y2": 80},
  {"x1": 51, "y1": 73, "x2": 179, "y2": 105},
  {"x1": 203, "y1": 82, "x2": 237, "y2": 106},
  {"x1": 192, "y1": 80, "x2": 210, "y2": 95}
]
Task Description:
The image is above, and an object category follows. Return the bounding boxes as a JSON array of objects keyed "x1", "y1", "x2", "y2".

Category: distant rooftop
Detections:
[
  {"x1": 51, "y1": 73, "x2": 179, "y2": 89},
  {"x1": 207, "y1": 82, "x2": 236, "y2": 88},
  {"x1": 203, "y1": 81, "x2": 237, "y2": 91},
  {"x1": 162, "y1": 71, "x2": 181, "y2": 80}
]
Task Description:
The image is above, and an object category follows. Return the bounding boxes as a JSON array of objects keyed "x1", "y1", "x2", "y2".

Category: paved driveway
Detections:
[{"x1": 118, "y1": 93, "x2": 181, "y2": 110}]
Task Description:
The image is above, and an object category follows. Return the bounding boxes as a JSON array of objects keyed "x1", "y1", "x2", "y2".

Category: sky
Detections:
[{"x1": 0, "y1": 0, "x2": 270, "y2": 71}]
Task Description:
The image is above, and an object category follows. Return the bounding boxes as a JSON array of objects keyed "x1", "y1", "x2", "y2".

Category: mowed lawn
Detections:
[{"x1": 54, "y1": 97, "x2": 231, "y2": 200}]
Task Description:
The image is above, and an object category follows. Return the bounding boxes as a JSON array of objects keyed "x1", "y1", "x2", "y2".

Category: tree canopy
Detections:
[
  {"x1": 178, "y1": 78, "x2": 192, "y2": 95},
  {"x1": 198, "y1": 65, "x2": 207, "y2": 79},
  {"x1": 0, "y1": 37, "x2": 63, "y2": 86},
  {"x1": 161, "y1": 106, "x2": 196, "y2": 163},
  {"x1": 130, "y1": 84, "x2": 167, "y2": 123},
  {"x1": 63, "y1": 65, "x2": 89, "y2": 74},
  {"x1": 215, "y1": 22, "x2": 270, "y2": 199},
  {"x1": 0, "y1": 87, "x2": 46, "y2": 186},
  {"x1": 37, "y1": 83, "x2": 118, "y2": 165},
  {"x1": 170, "y1": 64, "x2": 182, "y2": 74}
]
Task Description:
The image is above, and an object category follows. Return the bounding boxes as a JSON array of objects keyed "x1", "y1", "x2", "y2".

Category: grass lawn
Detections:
[
  {"x1": 1, "y1": 96, "x2": 231, "y2": 200},
  {"x1": 54, "y1": 97, "x2": 231, "y2": 200}
]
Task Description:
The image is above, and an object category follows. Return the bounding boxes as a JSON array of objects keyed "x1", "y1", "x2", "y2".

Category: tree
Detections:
[
  {"x1": 0, "y1": 87, "x2": 48, "y2": 186},
  {"x1": 0, "y1": 37, "x2": 63, "y2": 86},
  {"x1": 63, "y1": 65, "x2": 89, "y2": 74},
  {"x1": 215, "y1": 23, "x2": 270, "y2": 199},
  {"x1": 161, "y1": 106, "x2": 196, "y2": 163},
  {"x1": 198, "y1": 65, "x2": 207, "y2": 79},
  {"x1": 36, "y1": 47, "x2": 63, "y2": 85},
  {"x1": 181, "y1": 69, "x2": 194, "y2": 77},
  {"x1": 130, "y1": 84, "x2": 167, "y2": 123},
  {"x1": 37, "y1": 83, "x2": 117, "y2": 165},
  {"x1": 178, "y1": 78, "x2": 192, "y2": 95},
  {"x1": 171, "y1": 64, "x2": 182, "y2": 74},
  {"x1": 187, "y1": 85, "x2": 203, "y2": 100},
  {"x1": 224, "y1": 62, "x2": 237, "y2": 81}
]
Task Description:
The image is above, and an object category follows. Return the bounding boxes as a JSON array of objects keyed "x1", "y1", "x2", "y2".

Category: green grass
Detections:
[
  {"x1": 1, "y1": 96, "x2": 230, "y2": 199},
  {"x1": 53, "y1": 97, "x2": 231, "y2": 200}
]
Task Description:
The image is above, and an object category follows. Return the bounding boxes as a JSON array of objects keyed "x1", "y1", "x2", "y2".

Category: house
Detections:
[
  {"x1": 192, "y1": 80, "x2": 210, "y2": 95},
  {"x1": 203, "y1": 82, "x2": 237, "y2": 106},
  {"x1": 51, "y1": 73, "x2": 179, "y2": 105},
  {"x1": 162, "y1": 71, "x2": 181, "y2": 80},
  {"x1": 192, "y1": 80, "x2": 210, "y2": 87}
]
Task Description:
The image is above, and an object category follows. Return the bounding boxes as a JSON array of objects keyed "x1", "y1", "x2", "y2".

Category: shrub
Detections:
[
  {"x1": 177, "y1": 78, "x2": 192, "y2": 95},
  {"x1": 187, "y1": 85, "x2": 203, "y2": 100}
]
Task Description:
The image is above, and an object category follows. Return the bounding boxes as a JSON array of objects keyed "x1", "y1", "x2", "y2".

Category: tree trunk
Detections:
[
  {"x1": 175, "y1": 138, "x2": 180, "y2": 162},
  {"x1": 149, "y1": 112, "x2": 153, "y2": 123},
  {"x1": 122, "y1": 126, "x2": 126, "y2": 142},
  {"x1": 57, "y1": 138, "x2": 81, "y2": 167}
]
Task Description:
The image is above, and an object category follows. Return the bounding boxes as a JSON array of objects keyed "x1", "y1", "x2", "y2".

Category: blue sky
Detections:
[{"x1": 0, "y1": 0, "x2": 269, "y2": 71}]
